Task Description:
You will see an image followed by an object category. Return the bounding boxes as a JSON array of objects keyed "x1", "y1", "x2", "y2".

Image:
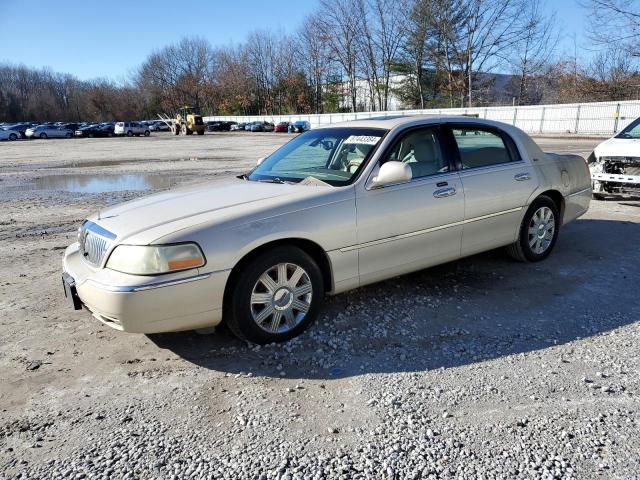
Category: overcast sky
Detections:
[{"x1": 0, "y1": 0, "x2": 592, "y2": 81}]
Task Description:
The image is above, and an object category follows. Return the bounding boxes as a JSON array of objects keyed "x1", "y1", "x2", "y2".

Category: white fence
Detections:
[{"x1": 205, "y1": 100, "x2": 640, "y2": 136}]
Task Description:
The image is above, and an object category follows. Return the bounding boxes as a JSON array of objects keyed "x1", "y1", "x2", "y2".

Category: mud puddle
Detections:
[{"x1": 20, "y1": 173, "x2": 176, "y2": 193}]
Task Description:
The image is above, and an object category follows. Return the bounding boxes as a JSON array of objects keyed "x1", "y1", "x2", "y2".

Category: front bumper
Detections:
[
  {"x1": 592, "y1": 172, "x2": 640, "y2": 185},
  {"x1": 62, "y1": 243, "x2": 229, "y2": 333}
]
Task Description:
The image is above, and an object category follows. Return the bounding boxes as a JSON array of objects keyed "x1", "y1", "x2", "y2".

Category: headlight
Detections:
[{"x1": 106, "y1": 243, "x2": 206, "y2": 275}]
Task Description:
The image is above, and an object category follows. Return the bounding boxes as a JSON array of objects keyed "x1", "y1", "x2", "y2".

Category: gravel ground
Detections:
[{"x1": 1, "y1": 133, "x2": 639, "y2": 479}]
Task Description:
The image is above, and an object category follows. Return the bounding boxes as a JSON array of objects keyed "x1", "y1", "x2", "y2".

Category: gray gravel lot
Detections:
[{"x1": 1, "y1": 132, "x2": 639, "y2": 479}]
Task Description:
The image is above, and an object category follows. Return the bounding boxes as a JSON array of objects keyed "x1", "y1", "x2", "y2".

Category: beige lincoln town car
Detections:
[{"x1": 62, "y1": 116, "x2": 592, "y2": 344}]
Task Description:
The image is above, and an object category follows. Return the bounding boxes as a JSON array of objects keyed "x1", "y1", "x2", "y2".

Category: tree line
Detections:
[{"x1": 1, "y1": 0, "x2": 639, "y2": 123}]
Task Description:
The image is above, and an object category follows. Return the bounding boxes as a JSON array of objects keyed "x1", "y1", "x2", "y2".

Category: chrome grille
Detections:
[{"x1": 78, "y1": 221, "x2": 116, "y2": 267}]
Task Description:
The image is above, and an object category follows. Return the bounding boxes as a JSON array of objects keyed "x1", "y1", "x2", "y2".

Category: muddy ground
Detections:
[{"x1": 1, "y1": 133, "x2": 639, "y2": 479}]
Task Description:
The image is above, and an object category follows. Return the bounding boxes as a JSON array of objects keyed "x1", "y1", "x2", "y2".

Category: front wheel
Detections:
[
  {"x1": 9, "y1": 133, "x2": 17, "y2": 141},
  {"x1": 506, "y1": 195, "x2": 560, "y2": 262},
  {"x1": 197, "y1": 130, "x2": 204, "y2": 135},
  {"x1": 225, "y1": 246, "x2": 324, "y2": 344},
  {"x1": 40, "y1": 133, "x2": 47, "y2": 139},
  {"x1": 65, "y1": 132, "x2": 72, "y2": 138},
  {"x1": 144, "y1": 130, "x2": 150, "y2": 137}
]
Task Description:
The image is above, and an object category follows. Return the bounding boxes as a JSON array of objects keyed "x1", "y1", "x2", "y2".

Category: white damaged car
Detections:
[{"x1": 589, "y1": 117, "x2": 640, "y2": 199}]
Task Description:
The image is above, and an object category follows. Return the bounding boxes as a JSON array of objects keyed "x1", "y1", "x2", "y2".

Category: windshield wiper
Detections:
[{"x1": 256, "y1": 178, "x2": 286, "y2": 184}]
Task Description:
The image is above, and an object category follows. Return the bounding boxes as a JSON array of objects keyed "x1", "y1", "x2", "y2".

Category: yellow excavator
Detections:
[{"x1": 174, "y1": 106, "x2": 205, "y2": 135}]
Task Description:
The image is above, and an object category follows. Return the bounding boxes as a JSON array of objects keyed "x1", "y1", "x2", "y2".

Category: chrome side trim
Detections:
[
  {"x1": 85, "y1": 273, "x2": 213, "y2": 293},
  {"x1": 339, "y1": 207, "x2": 523, "y2": 252},
  {"x1": 567, "y1": 187, "x2": 592, "y2": 197}
]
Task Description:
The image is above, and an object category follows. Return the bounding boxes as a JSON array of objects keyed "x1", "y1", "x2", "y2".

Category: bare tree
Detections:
[
  {"x1": 402, "y1": 0, "x2": 432, "y2": 108},
  {"x1": 298, "y1": 15, "x2": 332, "y2": 113},
  {"x1": 137, "y1": 37, "x2": 216, "y2": 114},
  {"x1": 357, "y1": 0, "x2": 407, "y2": 110},
  {"x1": 318, "y1": 0, "x2": 362, "y2": 112},
  {"x1": 581, "y1": 0, "x2": 640, "y2": 56},
  {"x1": 510, "y1": 0, "x2": 558, "y2": 105}
]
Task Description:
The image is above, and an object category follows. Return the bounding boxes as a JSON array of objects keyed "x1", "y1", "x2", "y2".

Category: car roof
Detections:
[{"x1": 317, "y1": 114, "x2": 505, "y2": 130}]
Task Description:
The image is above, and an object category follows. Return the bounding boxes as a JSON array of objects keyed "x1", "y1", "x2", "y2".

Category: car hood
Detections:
[
  {"x1": 594, "y1": 137, "x2": 640, "y2": 158},
  {"x1": 89, "y1": 179, "x2": 337, "y2": 244}
]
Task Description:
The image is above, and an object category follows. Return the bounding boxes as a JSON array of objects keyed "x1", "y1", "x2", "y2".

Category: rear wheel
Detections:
[
  {"x1": 225, "y1": 246, "x2": 324, "y2": 344},
  {"x1": 144, "y1": 130, "x2": 150, "y2": 137},
  {"x1": 40, "y1": 133, "x2": 47, "y2": 139},
  {"x1": 126, "y1": 130, "x2": 133, "y2": 137},
  {"x1": 8, "y1": 133, "x2": 17, "y2": 141},
  {"x1": 65, "y1": 132, "x2": 72, "y2": 138},
  {"x1": 507, "y1": 195, "x2": 560, "y2": 262}
]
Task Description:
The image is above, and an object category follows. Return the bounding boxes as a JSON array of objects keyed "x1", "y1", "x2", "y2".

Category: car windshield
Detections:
[
  {"x1": 616, "y1": 118, "x2": 640, "y2": 139},
  {"x1": 248, "y1": 127, "x2": 387, "y2": 186}
]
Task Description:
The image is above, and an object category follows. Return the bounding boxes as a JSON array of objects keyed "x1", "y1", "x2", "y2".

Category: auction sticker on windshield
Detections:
[{"x1": 344, "y1": 135, "x2": 381, "y2": 145}]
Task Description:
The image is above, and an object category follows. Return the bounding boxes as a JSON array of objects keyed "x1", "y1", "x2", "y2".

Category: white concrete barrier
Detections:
[{"x1": 205, "y1": 99, "x2": 640, "y2": 136}]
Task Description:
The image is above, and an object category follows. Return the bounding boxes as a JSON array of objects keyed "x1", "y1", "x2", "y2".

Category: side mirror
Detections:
[
  {"x1": 256, "y1": 157, "x2": 265, "y2": 166},
  {"x1": 370, "y1": 161, "x2": 412, "y2": 188}
]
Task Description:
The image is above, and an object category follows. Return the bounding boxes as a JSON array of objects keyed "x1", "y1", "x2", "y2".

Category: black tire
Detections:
[
  {"x1": 592, "y1": 192, "x2": 605, "y2": 200},
  {"x1": 126, "y1": 130, "x2": 133, "y2": 137},
  {"x1": 40, "y1": 133, "x2": 47, "y2": 139},
  {"x1": 144, "y1": 130, "x2": 150, "y2": 137},
  {"x1": 506, "y1": 195, "x2": 560, "y2": 262},
  {"x1": 65, "y1": 132, "x2": 72, "y2": 138},
  {"x1": 197, "y1": 130, "x2": 204, "y2": 136},
  {"x1": 9, "y1": 133, "x2": 17, "y2": 141},
  {"x1": 225, "y1": 246, "x2": 325, "y2": 344}
]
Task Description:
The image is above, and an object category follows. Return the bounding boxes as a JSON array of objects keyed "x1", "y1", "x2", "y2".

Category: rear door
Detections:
[
  {"x1": 445, "y1": 124, "x2": 539, "y2": 256},
  {"x1": 355, "y1": 126, "x2": 464, "y2": 285}
]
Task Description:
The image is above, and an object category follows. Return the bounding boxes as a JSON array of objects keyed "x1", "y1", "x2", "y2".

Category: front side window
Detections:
[
  {"x1": 383, "y1": 128, "x2": 448, "y2": 179},
  {"x1": 452, "y1": 128, "x2": 513, "y2": 169},
  {"x1": 249, "y1": 127, "x2": 387, "y2": 186}
]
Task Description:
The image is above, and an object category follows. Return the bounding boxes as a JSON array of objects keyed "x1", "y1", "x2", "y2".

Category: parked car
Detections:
[
  {"x1": 61, "y1": 116, "x2": 591, "y2": 344},
  {"x1": 114, "y1": 122, "x2": 150, "y2": 137},
  {"x1": 0, "y1": 127, "x2": 20, "y2": 141},
  {"x1": 248, "y1": 121, "x2": 274, "y2": 132},
  {"x1": 250, "y1": 121, "x2": 265, "y2": 132},
  {"x1": 232, "y1": 123, "x2": 247, "y2": 131},
  {"x1": 207, "y1": 121, "x2": 223, "y2": 132},
  {"x1": 208, "y1": 121, "x2": 237, "y2": 132},
  {"x1": 244, "y1": 123, "x2": 253, "y2": 131},
  {"x1": 3, "y1": 123, "x2": 30, "y2": 138},
  {"x1": 288, "y1": 120, "x2": 310, "y2": 133},
  {"x1": 75, "y1": 123, "x2": 115, "y2": 138},
  {"x1": 62, "y1": 123, "x2": 81, "y2": 132},
  {"x1": 274, "y1": 122, "x2": 290, "y2": 132},
  {"x1": 25, "y1": 125, "x2": 73, "y2": 139},
  {"x1": 588, "y1": 117, "x2": 640, "y2": 199},
  {"x1": 149, "y1": 121, "x2": 171, "y2": 132}
]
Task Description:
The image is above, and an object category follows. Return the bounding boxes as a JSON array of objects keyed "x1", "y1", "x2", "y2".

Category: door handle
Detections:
[
  {"x1": 433, "y1": 187, "x2": 456, "y2": 198},
  {"x1": 514, "y1": 172, "x2": 531, "y2": 181}
]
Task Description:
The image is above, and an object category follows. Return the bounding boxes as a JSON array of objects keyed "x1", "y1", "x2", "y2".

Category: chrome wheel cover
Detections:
[
  {"x1": 250, "y1": 263, "x2": 312, "y2": 334},
  {"x1": 528, "y1": 206, "x2": 555, "y2": 254}
]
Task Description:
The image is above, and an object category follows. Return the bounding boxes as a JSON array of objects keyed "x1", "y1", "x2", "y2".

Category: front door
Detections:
[{"x1": 354, "y1": 126, "x2": 465, "y2": 286}]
